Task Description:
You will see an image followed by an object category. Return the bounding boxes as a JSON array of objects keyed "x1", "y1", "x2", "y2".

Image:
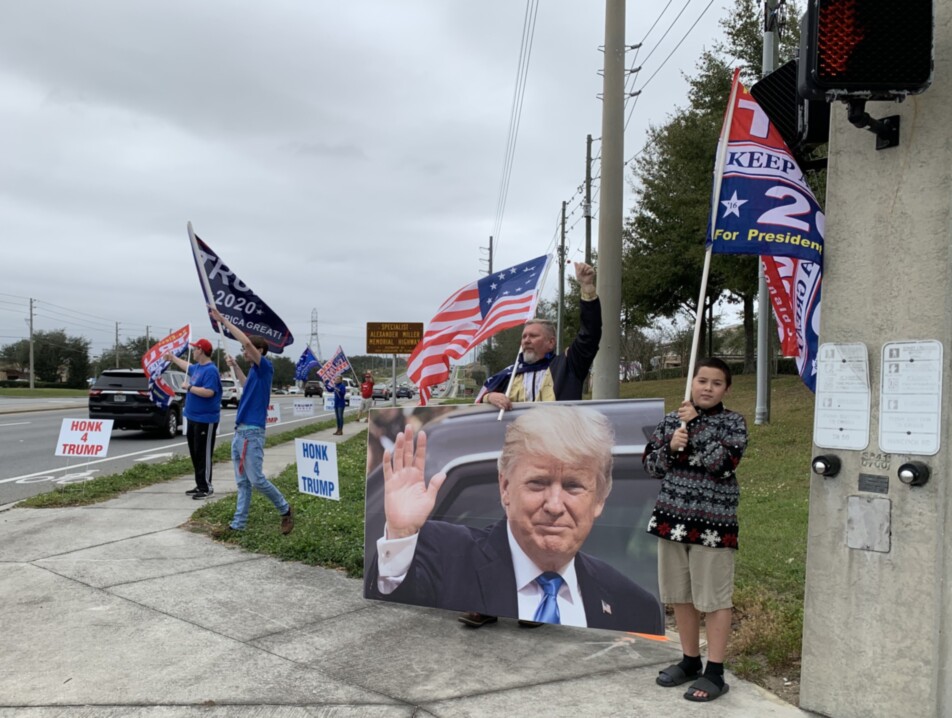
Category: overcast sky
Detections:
[{"x1": 0, "y1": 0, "x2": 730, "y2": 363}]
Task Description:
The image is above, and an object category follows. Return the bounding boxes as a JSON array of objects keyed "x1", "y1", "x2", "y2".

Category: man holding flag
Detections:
[
  {"x1": 407, "y1": 254, "x2": 556, "y2": 405},
  {"x1": 478, "y1": 262, "x2": 600, "y2": 411},
  {"x1": 165, "y1": 338, "x2": 222, "y2": 500},
  {"x1": 455, "y1": 260, "x2": 601, "y2": 629},
  {"x1": 209, "y1": 305, "x2": 294, "y2": 535}
]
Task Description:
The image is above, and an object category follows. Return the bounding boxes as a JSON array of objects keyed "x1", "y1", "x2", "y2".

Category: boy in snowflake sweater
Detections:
[{"x1": 642, "y1": 357, "x2": 748, "y2": 703}]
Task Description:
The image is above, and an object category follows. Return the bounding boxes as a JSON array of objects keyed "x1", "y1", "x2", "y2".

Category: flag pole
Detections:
[
  {"x1": 683, "y1": 70, "x2": 741, "y2": 421},
  {"x1": 495, "y1": 254, "x2": 553, "y2": 420},
  {"x1": 188, "y1": 221, "x2": 236, "y2": 381}
]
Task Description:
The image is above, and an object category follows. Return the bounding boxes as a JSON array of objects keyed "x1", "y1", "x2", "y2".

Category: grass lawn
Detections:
[
  {"x1": 0, "y1": 388, "x2": 89, "y2": 398},
  {"x1": 23, "y1": 374, "x2": 814, "y2": 695}
]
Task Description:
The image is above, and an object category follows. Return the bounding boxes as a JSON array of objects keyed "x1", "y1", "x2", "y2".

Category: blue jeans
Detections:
[
  {"x1": 230, "y1": 427, "x2": 289, "y2": 530},
  {"x1": 334, "y1": 405, "x2": 345, "y2": 430}
]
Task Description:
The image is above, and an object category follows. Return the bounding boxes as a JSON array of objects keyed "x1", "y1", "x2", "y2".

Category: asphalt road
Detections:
[{"x1": 0, "y1": 396, "x2": 348, "y2": 506}]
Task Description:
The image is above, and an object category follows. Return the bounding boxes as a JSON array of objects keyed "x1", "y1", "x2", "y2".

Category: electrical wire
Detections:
[{"x1": 490, "y1": 0, "x2": 540, "y2": 260}]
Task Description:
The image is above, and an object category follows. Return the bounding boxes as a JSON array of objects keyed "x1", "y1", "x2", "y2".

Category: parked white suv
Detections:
[{"x1": 220, "y1": 378, "x2": 242, "y2": 408}]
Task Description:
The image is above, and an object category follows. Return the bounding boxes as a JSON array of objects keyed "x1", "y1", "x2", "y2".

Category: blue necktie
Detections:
[{"x1": 533, "y1": 572, "x2": 564, "y2": 624}]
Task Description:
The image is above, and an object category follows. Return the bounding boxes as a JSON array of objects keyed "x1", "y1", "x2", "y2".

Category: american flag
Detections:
[{"x1": 408, "y1": 255, "x2": 551, "y2": 405}]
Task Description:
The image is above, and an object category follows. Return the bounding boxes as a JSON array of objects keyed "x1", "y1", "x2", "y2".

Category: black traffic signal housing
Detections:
[
  {"x1": 797, "y1": 0, "x2": 934, "y2": 150},
  {"x1": 750, "y1": 58, "x2": 830, "y2": 170},
  {"x1": 798, "y1": 0, "x2": 934, "y2": 102}
]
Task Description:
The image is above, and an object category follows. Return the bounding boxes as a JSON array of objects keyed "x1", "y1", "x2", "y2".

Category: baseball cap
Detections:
[{"x1": 191, "y1": 338, "x2": 213, "y2": 355}]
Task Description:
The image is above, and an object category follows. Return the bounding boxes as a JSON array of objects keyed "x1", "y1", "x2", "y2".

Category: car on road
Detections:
[
  {"x1": 220, "y1": 378, "x2": 242, "y2": 408},
  {"x1": 287, "y1": 386, "x2": 301, "y2": 395},
  {"x1": 304, "y1": 380, "x2": 324, "y2": 398},
  {"x1": 395, "y1": 385, "x2": 414, "y2": 399},
  {"x1": 372, "y1": 383, "x2": 392, "y2": 400},
  {"x1": 88, "y1": 369, "x2": 186, "y2": 438}
]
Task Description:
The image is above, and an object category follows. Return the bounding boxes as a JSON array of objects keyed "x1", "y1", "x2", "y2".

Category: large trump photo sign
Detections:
[{"x1": 363, "y1": 400, "x2": 666, "y2": 635}]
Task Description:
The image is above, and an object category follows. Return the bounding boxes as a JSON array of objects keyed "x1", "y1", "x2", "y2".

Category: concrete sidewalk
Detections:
[{"x1": 0, "y1": 420, "x2": 818, "y2": 717}]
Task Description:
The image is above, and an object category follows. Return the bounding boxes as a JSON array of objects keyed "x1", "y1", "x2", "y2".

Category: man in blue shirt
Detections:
[
  {"x1": 209, "y1": 306, "x2": 293, "y2": 535},
  {"x1": 166, "y1": 338, "x2": 222, "y2": 499}
]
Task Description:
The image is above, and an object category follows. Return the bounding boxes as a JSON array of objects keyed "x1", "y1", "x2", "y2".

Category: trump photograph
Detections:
[{"x1": 363, "y1": 400, "x2": 666, "y2": 635}]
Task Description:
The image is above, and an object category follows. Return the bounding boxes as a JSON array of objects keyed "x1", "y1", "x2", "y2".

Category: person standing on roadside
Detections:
[
  {"x1": 644, "y1": 357, "x2": 748, "y2": 703},
  {"x1": 208, "y1": 305, "x2": 293, "y2": 535},
  {"x1": 357, "y1": 372, "x2": 374, "y2": 423},
  {"x1": 333, "y1": 375, "x2": 347, "y2": 435},
  {"x1": 165, "y1": 338, "x2": 221, "y2": 500}
]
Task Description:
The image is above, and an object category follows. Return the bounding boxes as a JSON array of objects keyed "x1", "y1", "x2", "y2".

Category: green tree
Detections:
[
  {"x1": 624, "y1": 0, "x2": 805, "y2": 371},
  {"x1": 1, "y1": 330, "x2": 91, "y2": 386}
]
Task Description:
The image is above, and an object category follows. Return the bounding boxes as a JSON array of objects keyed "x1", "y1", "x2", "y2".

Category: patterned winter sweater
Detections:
[{"x1": 643, "y1": 403, "x2": 748, "y2": 550}]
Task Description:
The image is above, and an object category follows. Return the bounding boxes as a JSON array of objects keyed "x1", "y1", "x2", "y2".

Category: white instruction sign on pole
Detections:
[
  {"x1": 293, "y1": 399, "x2": 316, "y2": 416},
  {"x1": 880, "y1": 340, "x2": 942, "y2": 455},
  {"x1": 814, "y1": 343, "x2": 871, "y2": 450},
  {"x1": 55, "y1": 418, "x2": 114, "y2": 457},
  {"x1": 295, "y1": 439, "x2": 339, "y2": 500}
]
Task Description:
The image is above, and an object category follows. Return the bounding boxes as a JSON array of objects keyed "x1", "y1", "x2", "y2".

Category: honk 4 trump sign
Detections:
[
  {"x1": 295, "y1": 439, "x2": 339, "y2": 500},
  {"x1": 56, "y1": 419, "x2": 114, "y2": 457}
]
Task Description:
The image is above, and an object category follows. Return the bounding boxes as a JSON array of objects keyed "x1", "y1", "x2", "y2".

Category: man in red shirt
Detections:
[{"x1": 357, "y1": 372, "x2": 375, "y2": 422}]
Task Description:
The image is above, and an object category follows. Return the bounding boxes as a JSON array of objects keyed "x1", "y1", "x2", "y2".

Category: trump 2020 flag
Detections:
[
  {"x1": 295, "y1": 347, "x2": 320, "y2": 382},
  {"x1": 763, "y1": 256, "x2": 821, "y2": 392},
  {"x1": 141, "y1": 325, "x2": 190, "y2": 408},
  {"x1": 317, "y1": 346, "x2": 351, "y2": 386},
  {"x1": 408, "y1": 254, "x2": 551, "y2": 405},
  {"x1": 706, "y1": 69, "x2": 823, "y2": 392},
  {"x1": 189, "y1": 227, "x2": 294, "y2": 354},
  {"x1": 706, "y1": 69, "x2": 825, "y2": 264}
]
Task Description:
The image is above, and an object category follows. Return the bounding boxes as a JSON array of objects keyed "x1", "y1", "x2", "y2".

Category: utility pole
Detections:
[
  {"x1": 28, "y1": 298, "x2": 34, "y2": 390},
  {"x1": 115, "y1": 322, "x2": 120, "y2": 368},
  {"x1": 145, "y1": 325, "x2": 150, "y2": 347},
  {"x1": 480, "y1": 236, "x2": 494, "y2": 275},
  {"x1": 755, "y1": 0, "x2": 782, "y2": 424},
  {"x1": 585, "y1": 134, "x2": 593, "y2": 264},
  {"x1": 592, "y1": 0, "x2": 625, "y2": 399},
  {"x1": 557, "y1": 201, "x2": 567, "y2": 354},
  {"x1": 481, "y1": 237, "x2": 494, "y2": 356}
]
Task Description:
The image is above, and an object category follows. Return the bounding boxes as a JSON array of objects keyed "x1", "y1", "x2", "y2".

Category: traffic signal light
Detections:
[{"x1": 798, "y1": 0, "x2": 934, "y2": 102}]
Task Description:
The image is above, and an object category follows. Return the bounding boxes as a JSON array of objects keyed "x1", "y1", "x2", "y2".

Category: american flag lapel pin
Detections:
[{"x1": 602, "y1": 600, "x2": 612, "y2": 615}]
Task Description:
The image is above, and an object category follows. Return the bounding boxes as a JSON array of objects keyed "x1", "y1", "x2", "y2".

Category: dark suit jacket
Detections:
[{"x1": 364, "y1": 518, "x2": 664, "y2": 635}]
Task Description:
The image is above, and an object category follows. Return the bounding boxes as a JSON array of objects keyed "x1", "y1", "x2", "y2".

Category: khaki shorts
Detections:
[
  {"x1": 360, "y1": 397, "x2": 373, "y2": 412},
  {"x1": 657, "y1": 539, "x2": 735, "y2": 613}
]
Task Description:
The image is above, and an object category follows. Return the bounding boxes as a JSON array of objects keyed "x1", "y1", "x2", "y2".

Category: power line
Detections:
[{"x1": 490, "y1": 0, "x2": 540, "y2": 259}]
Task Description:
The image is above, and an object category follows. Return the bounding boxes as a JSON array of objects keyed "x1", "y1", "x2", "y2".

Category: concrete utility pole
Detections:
[
  {"x1": 114, "y1": 322, "x2": 120, "y2": 369},
  {"x1": 755, "y1": 0, "x2": 782, "y2": 425},
  {"x1": 28, "y1": 298, "x2": 34, "y2": 390},
  {"x1": 481, "y1": 236, "x2": 493, "y2": 276},
  {"x1": 591, "y1": 0, "x2": 625, "y2": 399},
  {"x1": 585, "y1": 134, "x2": 593, "y2": 264},
  {"x1": 481, "y1": 237, "x2": 494, "y2": 354},
  {"x1": 799, "y1": 5, "x2": 952, "y2": 717}
]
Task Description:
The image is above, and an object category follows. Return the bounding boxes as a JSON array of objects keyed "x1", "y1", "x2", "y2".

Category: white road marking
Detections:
[
  {"x1": 134, "y1": 453, "x2": 175, "y2": 462},
  {"x1": 0, "y1": 421, "x2": 31, "y2": 427},
  {"x1": 0, "y1": 411, "x2": 338, "y2": 485}
]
